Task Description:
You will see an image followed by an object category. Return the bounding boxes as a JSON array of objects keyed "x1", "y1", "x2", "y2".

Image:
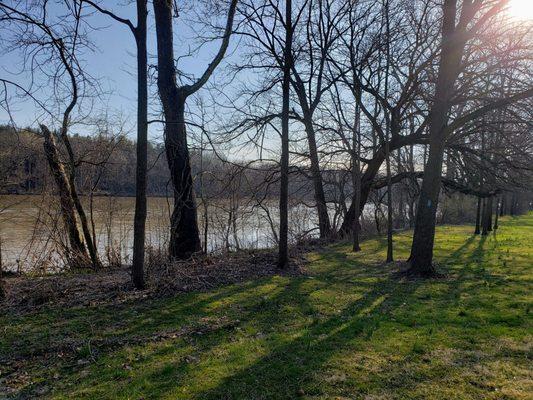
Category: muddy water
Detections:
[{"x1": 0, "y1": 195, "x2": 317, "y2": 272}]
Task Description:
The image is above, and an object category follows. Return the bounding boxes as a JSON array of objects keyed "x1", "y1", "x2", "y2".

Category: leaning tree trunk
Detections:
[
  {"x1": 340, "y1": 135, "x2": 410, "y2": 235},
  {"x1": 42, "y1": 125, "x2": 90, "y2": 267},
  {"x1": 303, "y1": 119, "x2": 331, "y2": 238}
]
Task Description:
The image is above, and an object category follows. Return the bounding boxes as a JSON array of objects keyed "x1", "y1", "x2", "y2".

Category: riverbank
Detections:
[{"x1": 1, "y1": 214, "x2": 531, "y2": 399}]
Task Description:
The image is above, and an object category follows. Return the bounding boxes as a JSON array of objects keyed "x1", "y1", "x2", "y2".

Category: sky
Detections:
[{"x1": 0, "y1": 1, "x2": 240, "y2": 146}]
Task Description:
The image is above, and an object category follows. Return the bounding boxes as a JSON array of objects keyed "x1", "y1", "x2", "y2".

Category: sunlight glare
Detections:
[{"x1": 507, "y1": 0, "x2": 533, "y2": 20}]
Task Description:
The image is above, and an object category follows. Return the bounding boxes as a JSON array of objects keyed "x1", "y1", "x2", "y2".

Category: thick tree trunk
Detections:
[
  {"x1": 481, "y1": 196, "x2": 493, "y2": 234},
  {"x1": 166, "y1": 103, "x2": 202, "y2": 258},
  {"x1": 474, "y1": 196, "x2": 481, "y2": 234},
  {"x1": 341, "y1": 148, "x2": 386, "y2": 235},
  {"x1": 481, "y1": 198, "x2": 489, "y2": 235},
  {"x1": 42, "y1": 125, "x2": 90, "y2": 267},
  {"x1": 304, "y1": 119, "x2": 331, "y2": 238},
  {"x1": 153, "y1": 0, "x2": 201, "y2": 259},
  {"x1": 153, "y1": 0, "x2": 237, "y2": 258},
  {"x1": 132, "y1": 0, "x2": 148, "y2": 289},
  {"x1": 409, "y1": 0, "x2": 464, "y2": 275},
  {"x1": 278, "y1": 0, "x2": 292, "y2": 269}
]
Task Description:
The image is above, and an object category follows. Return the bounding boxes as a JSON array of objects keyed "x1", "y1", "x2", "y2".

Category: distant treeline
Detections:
[{"x1": 0, "y1": 125, "x2": 324, "y2": 199}]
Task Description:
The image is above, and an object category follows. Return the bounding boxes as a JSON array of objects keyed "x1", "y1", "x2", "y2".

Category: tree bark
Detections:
[
  {"x1": 474, "y1": 196, "x2": 481, "y2": 234},
  {"x1": 278, "y1": 0, "x2": 292, "y2": 269},
  {"x1": 153, "y1": 0, "x2": 201, "y2": 258},
  {"x1": 303, "y1": 117, "x2": 331, "y2": 238},
  {"x1": 0, "y1": 235, "x2": 4, "y2": 301},
  {"x1": 132, "y1": 0, "x2": 148, "y2": 289},
  {"x1": 493, "y1": 196, "x2": 500, "y2": 230},
  {"x1": 352, "y1": 101, "x2": 362, "y2": 252},
  {"x1": 42, "y1": 125, "x2": 90, "y2": 267},
  {"x1": 482, "y1": 195, "x2": 493, "y2": 234},
  {"x1": 385, "y1": 137, "x2": 393, "y2": 263},
  {"x1": 409, "y1": 0, "x2": 464, "y2": 275},
  {"x1": 153, "y1": 0, "x2": 237, "y2": 258},
  {"x1": 384, "y1": 0, "x2": 393, "y2": 263}
]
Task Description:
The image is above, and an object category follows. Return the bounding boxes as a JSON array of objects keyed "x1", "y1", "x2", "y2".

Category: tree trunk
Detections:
[
  {"x1": 384, "y1": 0, "x2": 393, "y2": 263},
  {"x1": 481, "y1": 197, "x2": 489, "y2": 235},
  {"x1": 42, "y1": 125, "x2": 90, "y2": 267},
  {"x1": 486, "y1": 196, "x2": 493, "y2": 233},
  {"x1": 153, "y1": 0, "x2": 237, "y2": 258},
  {"x1": 153, "y1": 0, "x2": 202, "y2": 259},
  {"x1": 304, "y1": 118, "x2": 331, "y2": 238},
  {"x1": 57, "y1": 129, "x2": 100, "y2": 269},
  {"x1": 493, "y1": 196, "x2": 500, "y2": 230},
  {"x1": 510, "y1": 192, "x2": 516, "y2": 215},
  {"x1": 166, "y1": 102, "x2": 202, "y2": 258},
  {"x1": 409, "y1": 0, "x2": 464, "y2": 275},
  {"x1": 385, "y1": 142, "x2": 394, "y2": 262},
  {"x1": 0, "y1": 235, "x2": 4, "y2": 301},
  {"x1": 132, "y1": 0, "x2": 148, "y2": 289},
  {"x1": 278, "y1": 0, "x2": 292, "y2": 269},
  {"x1": 352, "y1": 102, "x2": 362, "y2": 252},
  {"x1": 474, "y1": 196, "x2": 481, "y2": 234}
]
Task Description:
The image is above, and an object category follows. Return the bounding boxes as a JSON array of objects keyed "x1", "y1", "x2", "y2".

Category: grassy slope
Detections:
[{"x1": 1, "y1": 214, "x2": 532, "y2": 399}]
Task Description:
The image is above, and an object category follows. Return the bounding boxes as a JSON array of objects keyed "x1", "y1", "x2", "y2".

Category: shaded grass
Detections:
[{"x1": 1, "y1": 214, "x2": 532, "y2": 399}]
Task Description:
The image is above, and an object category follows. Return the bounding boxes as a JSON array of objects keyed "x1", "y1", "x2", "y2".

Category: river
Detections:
[{"x1": 0, "y1": 194, "x2": 318, "y2": 273}]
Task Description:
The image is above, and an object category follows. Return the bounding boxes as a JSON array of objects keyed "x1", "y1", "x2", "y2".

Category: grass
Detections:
[{"x1": 1, "y1": 213, "x2": 532, "y2": 399}]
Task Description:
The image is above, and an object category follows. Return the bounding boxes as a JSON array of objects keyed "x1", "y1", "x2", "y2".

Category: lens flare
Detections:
[{"x1": 507, "y1": 0, "x2": 533, "y2": 20}]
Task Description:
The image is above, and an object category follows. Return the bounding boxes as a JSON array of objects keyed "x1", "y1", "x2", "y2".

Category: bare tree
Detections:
[
  {"x1": 152, "y1": 0, "x2": 238, "y2": 259},
  {"x1": 278, "y1": 0, "x2": 293, "y2": 269},
  {"x1": 409, "y1": 0, "x2": 533, "y2": 275},
  {"x1": 0, "y1": 1, "x2": 102, "y2": 268}
]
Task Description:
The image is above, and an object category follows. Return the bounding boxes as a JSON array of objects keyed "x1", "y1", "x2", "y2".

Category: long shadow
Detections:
[
  {"x1": 187, "y1": 231, "x2": 508, "y2": 399},
  {"x1": 183, "y1": 266, "x2": 425, "y2": 399}
]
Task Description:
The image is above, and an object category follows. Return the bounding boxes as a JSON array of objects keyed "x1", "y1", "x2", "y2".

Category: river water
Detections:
[{"x1": 0, "y1": 194, "x2": 318, "y2": 273}]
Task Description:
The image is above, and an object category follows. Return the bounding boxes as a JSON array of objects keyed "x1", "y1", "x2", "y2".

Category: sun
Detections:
[{"x1": 507, "y1": 0, "x2": 533, "y2": 20}]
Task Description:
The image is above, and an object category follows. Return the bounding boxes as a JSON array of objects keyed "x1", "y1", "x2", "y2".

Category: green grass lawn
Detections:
[{"x1": 1, "y1": 214, "x2": 532, "y2": 399}]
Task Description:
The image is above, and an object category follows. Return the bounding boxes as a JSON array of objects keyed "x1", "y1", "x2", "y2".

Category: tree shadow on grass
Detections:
[{"x1": 174, "y1": 261, "x2": 425, "y2": 399}]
